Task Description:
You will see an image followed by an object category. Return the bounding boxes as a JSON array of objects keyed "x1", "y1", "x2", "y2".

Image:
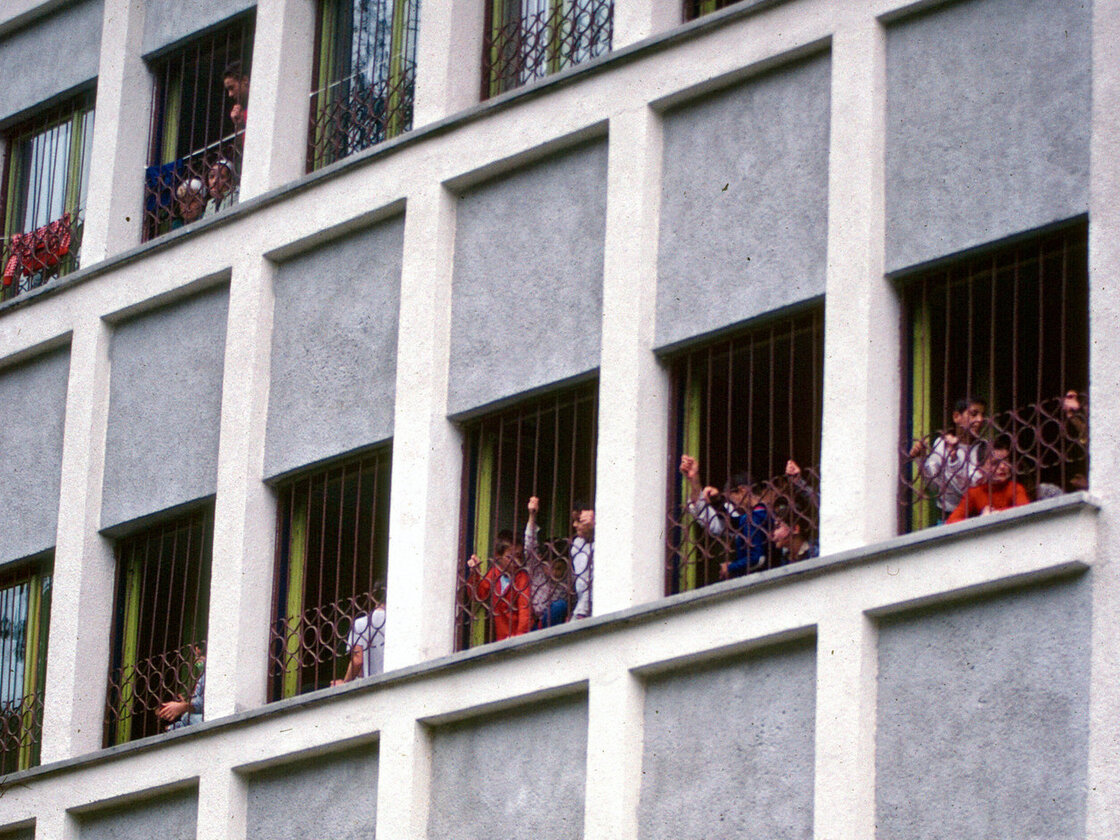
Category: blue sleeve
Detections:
[
  {"x1": 747, "y1": 506, "x2": 771, "y2": 568},
  {"x1": 190, "y1": 672, "x2": 205, "y2": 715}
]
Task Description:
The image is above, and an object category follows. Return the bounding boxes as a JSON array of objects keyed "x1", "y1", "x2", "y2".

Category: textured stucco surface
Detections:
[
  {"x1": 449, "y1": 141, "x2": 607, "y2": 415},
  {"x1": 637, "y1": 640, "x2": 817, "y2": 839},
  {"x1": 884, "y1": 0, "x2": 1091, "y2": 272},
  {"x1": 264, "y1": 216, "x2": 404, "y2": 478},
  {"x1": 876, "y1": 575, "x2": 1091, "y2": 839},
  {"x1": 0, "y1": 347, "x2": 70, "y2": 565},
  {"x1": 101, "y1": 285, "x2": 229, "y2": 529},
  {"x1": 656, "y1": 53, "x2": 831, "y2": 349},
  {"x1": 0, "y1": 0, "x2": 103, "y2": 122},
  {"x1": 142, "y1": 0, "x2": 256, "y2": 56},
  {"x1": 77, "y1": 788, "x2": 198, "y2": 840},
  {"x1": 427, "y1": 694, "x2": 589, "y2": 839},
  {"x1": 245, "y1": 744, "x2": 378, "y2": 840}
]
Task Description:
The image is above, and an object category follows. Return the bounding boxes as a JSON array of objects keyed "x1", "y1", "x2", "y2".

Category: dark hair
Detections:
[
  {"x1": 726, "y1": 471, "x2": 753, "y2": 493},
  {"x1": 992, "y1": 433, "x2": 1013, "y2": 453},
  {"x1": 223, "y1": 60, "x2": 246, "y2": 79},
  {"x1": 954, "y1": 397, "x2": 986, "y2": 414},
  {"x1": 493, "y1": 529, "x2": 522, "y2": 558}
]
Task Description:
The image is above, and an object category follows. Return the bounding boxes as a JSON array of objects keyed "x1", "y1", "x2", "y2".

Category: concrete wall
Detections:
[
  {"x1": 0, "y1": 0, "x2": 103, "y2": 123},
  {"x1": 245, "y1": 744, "x2": 379, "y2": 840},
  {"x1": 264, "y1": 217, "x2": 404, "y2": 479},
  {"x1": 427, "y1": 694, "x2": 589, "y2": 839},
  {"x1": 0, "y1": 347, "x2": 70, "y2": 565},
  {"x1": 656, "y1": 53, "x2": 831, "y2": 349},
  {"x1": 142, "y1": 0, "x2": 256, "y2": 56},
  {"x1": 884, "y1": 0, "x2": 1091, "y2": 272},
  {"x1": 101, "y1": 286, "x2": 230, "y2": 530},
  {"x1": 77, "y1": 788, "x2": 198, "y2": 840},
  {"x1": 876, "y1": 574, "x2": 1092, "y2": 839},
  {"x1": 448, "y1": 141, "x2": 608, "y2": 415},
  {"x1": 638, "y1": 640, "x2": 817, "y2": 839}
]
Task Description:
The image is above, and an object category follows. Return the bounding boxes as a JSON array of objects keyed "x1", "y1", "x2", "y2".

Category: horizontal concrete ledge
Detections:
[{"x1": 2, "y1": 492, "x2": 1097, "y2": 786}]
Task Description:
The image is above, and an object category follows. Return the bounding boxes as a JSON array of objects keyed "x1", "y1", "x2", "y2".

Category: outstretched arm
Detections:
[{"x1": 332, "y1": 645, "x2": 365, "y2": 686}]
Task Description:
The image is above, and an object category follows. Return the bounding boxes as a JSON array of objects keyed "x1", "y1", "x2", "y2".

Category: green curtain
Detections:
[
  {"x1": 282, "y1": 495, "x2": 309, "y2": 699},
  {"x1": 678, "y1": 377, "x2": 703, "y2": 592},
  {"x1": 113, "y1": 555, "x2": 143, "y2": 745},
  {"x1": 385, "y1": 0, "x2": 412, "y2": 138},
  {"x1": 310, "y1": 0, "x2": 341, "y2": 171},
  {"x1": 17, "y1": 572, "x2": 44, "y2": 770},
  {"x1": 911, "y1": 300, "x2": 934, "y2": 530},
  {"x1": 470, "y1": 434, "x2": 496, "y2": 648}
]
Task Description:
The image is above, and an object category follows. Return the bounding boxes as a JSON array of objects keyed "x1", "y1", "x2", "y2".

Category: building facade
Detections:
[{"x1": 0, "y1": 0, "x2": 1117, "y2": 837}]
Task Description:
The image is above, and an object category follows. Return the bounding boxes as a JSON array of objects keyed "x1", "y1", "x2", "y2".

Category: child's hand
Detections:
[
  {"x1": 467, "y1": 554, "x2": 481, "y2": 569},
  {"x1": 679, "y1": 454, "x2": 699, "y2": 482},
  {"x1": 785, "y1": 459, "x2": 801, "y2": 479},
  {"x1": 528, "y1": 496, "x2": 539, "y2": 514},
  {"x1": 909, "y1": 439, "x2": 927, "y2": 458},
  {"x1": 943, "y1": 433, "x2": 959, "y2": 448},
  {"x1": 702, "y1": 486, "x2": 720, "y2": 503}
]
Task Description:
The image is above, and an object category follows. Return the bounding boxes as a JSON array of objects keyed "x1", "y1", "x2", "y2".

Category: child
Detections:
[
  {"x1": 679, "y1": 455, "x2": 772, "y2": 578},
  {"x1": 467, "y1": 530, "x2": 532, "y2": 641},
  {"x1": 569, "y1": 501, "x2": 594, "y2": 620},
  {"x1": 946, "y1": 437, "x2": 1030, "y2": 523},
  {"x1": 910, "y1": 397, "x2": 988, "y2": 521},
  {"x1": 524, "y1": 496, "x2": 571, "y2": 629}
]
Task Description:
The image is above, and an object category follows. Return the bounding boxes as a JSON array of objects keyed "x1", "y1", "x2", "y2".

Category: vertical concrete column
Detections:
[
  {"x1": 204, "y1": 252, "x2": 278, "y2": 719},
  {"x1": 81, "y1": 0, "x2": 148, "y2": 262},
  {"x1": 383, "y1": 183, "x2": 461, "y2": 669},
  {"x1": 375, "y1": 714, "x2": 433, "y2": 838},
  {"x1": 594, "y1": 106, "x2": 668, "y2": 616},
  {"x1": 40, "y1": 316, "x2": 116, "y2": 762},
  {"x1": 812, "y1": 610, "x2": 878, "y2": 840},
  {"x1": 611, "y1": 0, "x2": 680, "y2": 49},
  {"x1": 196, "y1": 767, "x2": 248, "y2": 840},
  {"x1": 582, "y1": 668, "x2": 645, "y2": 840},
  {"x1": 31, "y1": 809, "x2": 78, "y2": 840},
  {"x1": 1084, "y1": 3, "x2": 1120, "y2": 837},
  {"x1": 239, "y1": 0, "x2": 316, "y2": 200},
  {"x1": 410, "y1": 0, "x2": 487, "y2": 127},
  {"x1": 816, "y1": 16, "x2": 896, "y2": 555}
]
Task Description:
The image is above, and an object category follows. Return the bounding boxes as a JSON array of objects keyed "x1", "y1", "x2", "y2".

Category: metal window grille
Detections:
[
  {"x1": 665, "y1": 307, "x2": 824, "y2": 593},
  {"x1": 103, "y1": 508, "x2": 213, "y2": 746},
  {"x1": 900, "y1": 222, "x2": 1089, "y2": 532},
  {"x1": 0, "y1": 557, "x2": 51, "y2": 775},
  {"x1": 481, "y1": 0, "x2": 613, "y2": 100},
  {"x1": 268, "y1": 447, "x2": 392, "y2": 701},
  {"x1": 683, "y1": 0, "x2": 739, "y2": 21},
  {"x1": 0, "y1": 91, "x2": 95, "y2": 302},
  {"x1": 142, "y1": 16, "x2": 255, "y2": 241},
  {"x1": 307, "y1": 0, "x2": 419, "y2": 172},
  {"x1": 456, "y1": 382, "x2": 598, "y2": 651}
]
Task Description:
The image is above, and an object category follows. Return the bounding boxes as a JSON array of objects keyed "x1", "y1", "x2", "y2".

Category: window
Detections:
[
  {"x1": 456, "y1": 382, "x2": 598, "y2": 650},
  {"x1": 900, "y1": 222, "x2": 1089, "y2": 531},
  {"x1": 683, "y1": 0, "x2": 739, "y2": 21},
  {"x1": 103, "y1": 509, "x2": 212, "y2": 746},
  {"x1": 481, "y1": 0, "x2": 613, "y2": 99},
  {"x1": 307, "y1": 0, "x2": 419, "y2": 171},
  {"x1": 142, "y1": 17, "x2": 254, "y2": 240},
  {"x1": 665, "y1": 307, "x2": 824, "y2": 593},
  {"x1": 268, "y1": 448, "x2": 392, "y2": 700},
  {"x1": 1, "y1": 92, "x2": 95, "y2": 302},
  {"x1": 0, "y1": 556, "x2": 51, "y2": 774}
]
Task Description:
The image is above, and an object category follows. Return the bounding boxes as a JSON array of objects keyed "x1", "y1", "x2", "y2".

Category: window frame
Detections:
[{"x1": 0, "y1": 554, "x2": 52, "y2": 774}]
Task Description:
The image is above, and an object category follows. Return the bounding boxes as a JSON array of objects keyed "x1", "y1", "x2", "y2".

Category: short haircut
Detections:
[
  {"x1": 726, "y1": 471, "x2": 753, "y2": 493},
  {"x1": 954, "y1": 396, "x2": 986, "y2": 414},
  {"x1": 992, "y1": 433, "x2": 1013, "y2": 453},
  {"x1": 223, "y1": 60, "x2": 245, "y2": 79},
  {"x1": 493, "y1": 529, "x2": 522, "y2": 558},
  {"x1": 571, "y1": 499, "x2": 592, "y2": 515}
]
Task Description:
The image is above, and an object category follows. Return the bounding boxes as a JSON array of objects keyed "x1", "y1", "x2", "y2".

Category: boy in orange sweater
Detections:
[
  {"x1": 467, "y1": 530, "x2": 533, "y2": 641},
  {"x1": 946, "y1": 437, "x2": 1030, "y2": 524}
]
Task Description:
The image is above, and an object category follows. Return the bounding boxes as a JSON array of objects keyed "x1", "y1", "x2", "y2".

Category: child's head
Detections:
[
  {"x1": 492, "y1": 529, "x2": 523, "y2": 571},
  {"x1": 952, "y1": 397, "x2": 986, "y2": 439},
  {"x1": 207, "y1": 159, "x2": 234, "y2": 198},
  {"x1": 983, "y1": 435, "x2": 1014, "y2": 485},
  {"x1": 725, "y1": 471, "x2": 757, "y2": 509},
  {"x1": 571, "y1": 501, "x2": 595, "y2": 540}
]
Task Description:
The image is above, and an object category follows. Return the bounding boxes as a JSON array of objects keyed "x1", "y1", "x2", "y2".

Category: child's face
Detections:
[
  {"x1": 771, "y1": 521, "x2": 792, "y2": 548},
  {"x1": 727, "y1": 485, "x2": 752, "y2": 510},
  {"x1": 495, "y1": 545, "x2": 522, "y2": 572},
  {"x1": 952, "y1": 403, "x2": 986, "y2": 438},
  {"x1": 572, "y1": 509, "x2": 595, "y2": 540},
  {"x1": 984, "y1": 448, "x2": 1013, "y2": 483}
]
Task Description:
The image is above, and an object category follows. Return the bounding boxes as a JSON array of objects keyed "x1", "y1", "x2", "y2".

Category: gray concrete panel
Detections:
[
  {"x1": 264, "y1": 217, "x2": 404, "y2": 479},
  {"x1": 0, "y1": 0, "x2": 103, "y2": 122},
  {"x1": 142, "y1": 0, "x2": 256, "y2": 56},
  {"x1": 246, "y1": 744, "x2": 378, "y2": 839},
  {"x1": 101, "y1": 286, "x2": 229, "y2": 530},
  {"x1": 0, "y1": 347, "x2": 70, "y2": 565},
  {"x1": 656, "y1": 54, "x2": 831, "y2": 350},
  {"x1": 885, "y1": 0, "x2": 1091, "y2": 272},
  {"x1": 427, "y1": 694, "x2": 589, "y2": 839},
  {"x1": 637, "y1": 640, "x2": 817, "y2": 839},
  {"x1": 77, "y1": 788, "x2": 198, "y2": 840},
  {"x1": 449, "y1": 141, "x2": 607, "y2": 415},
  {"x1": 876, "y1": 575, "x2": 1091, "y2": 839}
]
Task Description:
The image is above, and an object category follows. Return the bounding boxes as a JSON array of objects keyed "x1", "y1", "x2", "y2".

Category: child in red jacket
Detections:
[
  {"x1": 947, "y1": 437, "x2": 1030, "y2": 524},
  {"x1": 467, "y1": 529, "x2": 533, "y2": 641}
]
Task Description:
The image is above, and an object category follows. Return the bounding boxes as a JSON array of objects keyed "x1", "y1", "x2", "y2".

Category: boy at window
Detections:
[
  {"x1": 524, "y1": 496, "x2": 571, "y2": 628},
  {"x1": 679, "y1": 455, "x2": 772, "y2": 578},
  {"x1": 569, "y1": 502, "x2": 594, "y2": 620},
  {"x1": 331, "y1": 601, "x2": 386, "y2": 685},
  {"x1": 909, "y1": 397, "x2": 988, "y2": 522},
  {"x1": 156, "y1": 645, "x2": 205, "y2": 730},
  {"x1": 223, "y1": 62, "x2": 250, "y2": 130},
  {"x1": 203, "y1": 159, "x2": 238, "y2": 218},
  {"x1": 946, "y1": 436, "x2": 1030, "y2": 523},
  {"x1": 467, "y1": 530, "x2": 533, "y2": 640}
]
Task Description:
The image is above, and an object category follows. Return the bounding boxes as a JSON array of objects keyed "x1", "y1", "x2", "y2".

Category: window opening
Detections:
[
  {"x1": 456, "y1": 382, "x2": 598, "y2": 650},
  {"x1": 683, "y1": 0, "x2": 740, "y2": 21},
  {"x1": 268, "y1": 446, "x2": 392, "y2": 700},
  {"x1": 1, "y1": 92, "x2": 95, "y2": 302},
  {"x1": 665, "y1": 307, "x2": 824, "y2": 593},
  {"x1": 0, "y1": 556, "x2": 51, "y2": 774}
]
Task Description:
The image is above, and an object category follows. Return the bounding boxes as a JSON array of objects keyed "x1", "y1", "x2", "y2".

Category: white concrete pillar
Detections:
[
  {"x1": 239, "y1": 0, "x2": 316, "y2": 199},
  {"x1": 196, "y1": 767, "x2": 249, "y2": 840},
  {"x1": 593, "y1": 106, "x2": 668, "y2": 616},
  {"x1": 31, "y1": 809, "x2": 78, "y2": 840},
  {"x1": 1083, "y1": 2, "x2": 1120, "y2": 837},
  {"x1": 582, "y1": 669, "x2": 645, "y2": 839},
  {"x1": 374, "y1": 714, "x2": 433, "y2": 838},
  {"x1": 383, "y1": 183, "x2": 461, "y2": 669},
  {"x1": 611, "y1": 0, "x2": 680, "y2": 49},
  {"x1": 410, "y1": 0, "x2": 487, "y2": 126},
  {"x1": 40, "y1": 316, "x2": 116, "y2": 762},
  {"x1": 81, "y1": 0, "x2": 148, "y2": 262},
  {"x1": 817, "y1": 16, "x2": 896, "y2": 555},
  {"x1": 204, "y1": 253, "x2": 278, "y2": 720},
  {"x1": 811, "y1": 611, "x2": 878, "y2": 840}
]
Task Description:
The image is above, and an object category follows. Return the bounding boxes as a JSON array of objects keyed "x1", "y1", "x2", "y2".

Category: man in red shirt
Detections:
[{"x1": 947, "y1": 437, "x2": 1030, "y2": 524}]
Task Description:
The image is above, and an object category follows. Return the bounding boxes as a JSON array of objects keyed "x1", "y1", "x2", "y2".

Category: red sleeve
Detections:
[
  {"x1": 946, "y1": 491, "x2": 971, "y2": 524},
  {"x1": 512, "y1": 571, "x2": 533, "y2": 636},
  {"x1": 471, "y1": 566, "x2": 494, "y2": 600},
  {"x1": 1013, "y1": 483, "x2": 1031, "y2": 508}
]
